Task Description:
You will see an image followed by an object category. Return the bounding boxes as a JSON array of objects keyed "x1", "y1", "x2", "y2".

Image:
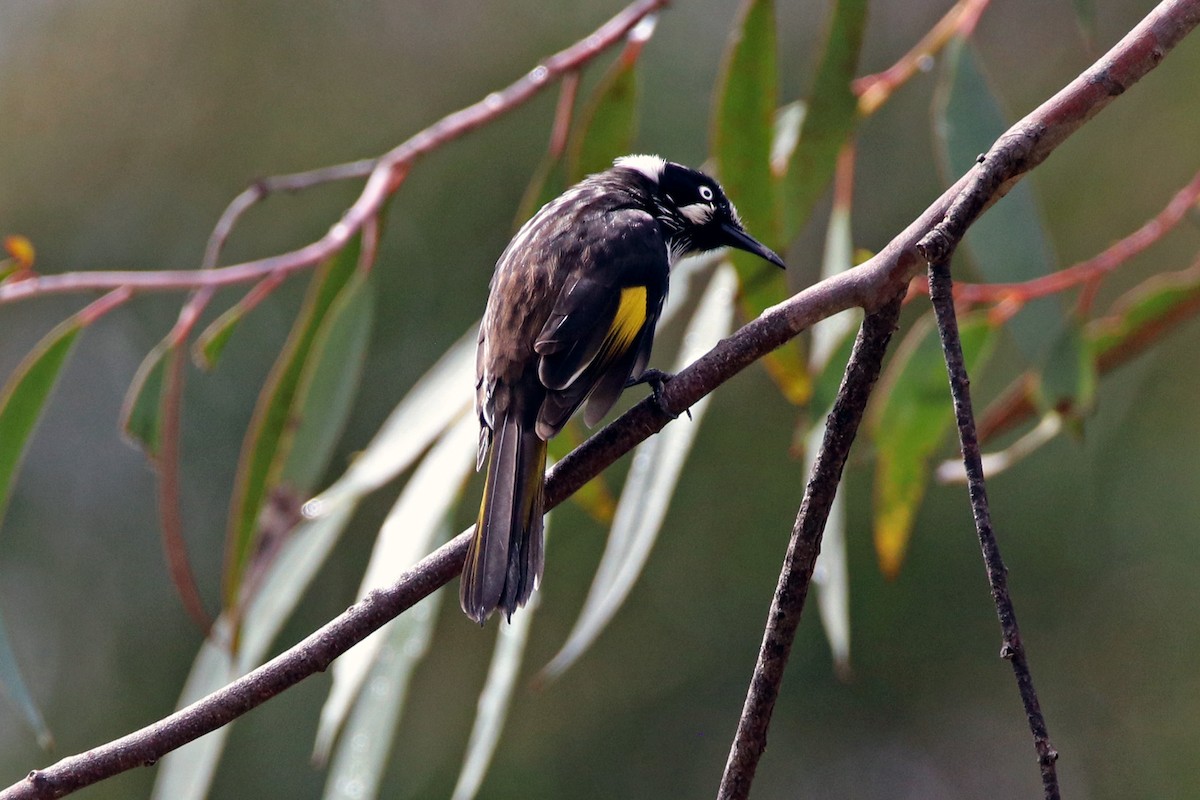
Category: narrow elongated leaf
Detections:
[
  {"x1": 712, "y1": 0, "x2": 780, "y2": 250},
  {"x1": 934, "y1": 36, "x2": 1061, "y2": 366},
  {"x1": 313, "y1": 412, "x2": 476, "y2": 762},
  {"x1": 779, "y1": 0, "x2": 867, "y2": 242},
  {"x1": 155, "y1": 318, "x2": 476, "y2": 797},
  {"x1": 805, "y1": 416, "x2": 851, "y2": 677},
  {"x1": 808, "y1": 188, "x2": 858, "y2": 674},
  {"x1": 1088, "y1": 262, "x2": 1200, "y2": 364},
  {"x1": 541, "y1": 263, "x2": 738, "y2": 680},
  {"x1": 567, "y1": 44, "x2": 641, "y2": 182},
  {"x1": 279, "y1": 272, "x2": 375, "y2": 491},
  {"x1": 150, "y1": 622, "x2": 237, "y2": 800},
  {"x1": 451, "y1": 537, "x2": 543, "y2": 800},
  {"x1": 0, "y1": 318, "x2": 81, "y2": 527},
  {"x1": 1039, "y1": 316, "x2": 1096, "y2": 420},
  {"x1": 711, "y1": 0, "x2": 814, "y2": 405},
  {"x1": 303, "y1": 327, "x2": 475, "y2": 516},
  {"x1": 120, "y1": 339, "x2": 172, "y2": 458},
  {"x1": 152, "y1": 502, "x2": 357, "y2": 800},
  {"x1": 223, "y1": 238, "x2": 360, "y2": 613},
  {"x1": 193, "y1": 275, "x2": 285, "y2": 370},
  {"x1": 0, "y1": 607, "x2": 52, "y2": 749},
  {"x1": 321, "y1": 547, "x2": 448, "y2": 800},
  {"x1": 869, "y1": 312, "x2": 997, "y2": 577}
]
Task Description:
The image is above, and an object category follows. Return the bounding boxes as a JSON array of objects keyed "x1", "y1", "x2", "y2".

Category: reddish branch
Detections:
[
  {"x1": 2, "y1": 1, "x2": 1198, "y2": 798},
  {"x1": 0, "y1": 0, "x2": 669, "y2": 307},
  {"x1": 908, "y1": 167, "x2": 1200, "y2": 311}
]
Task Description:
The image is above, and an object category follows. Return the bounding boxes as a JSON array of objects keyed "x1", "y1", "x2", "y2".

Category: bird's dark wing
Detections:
[{"x1": 533, "y1": 209, "x2": 668, "y2": 437}]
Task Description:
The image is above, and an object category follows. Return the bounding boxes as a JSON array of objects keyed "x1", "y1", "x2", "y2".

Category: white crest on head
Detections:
[
  {"x1": 679, "y1": 202, "x2": 714, "y2": 225},
  {"x1": 614, "y1": 154, "x2": 666, "y2": 182}
]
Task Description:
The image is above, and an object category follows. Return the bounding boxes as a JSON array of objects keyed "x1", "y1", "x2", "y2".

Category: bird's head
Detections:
[{"x1": 614, "y1": 155, "x2": 786, "y2": 269}]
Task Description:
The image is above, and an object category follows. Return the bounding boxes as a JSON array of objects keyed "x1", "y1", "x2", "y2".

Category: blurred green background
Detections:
[{"x1": 2, "y1": 0, "x2": 1200, "y2": 797}]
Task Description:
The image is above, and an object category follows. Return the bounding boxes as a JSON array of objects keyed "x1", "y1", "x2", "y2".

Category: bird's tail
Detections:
[{"x1": 461, "y1": 411, "x2": 547, "y2": 624}]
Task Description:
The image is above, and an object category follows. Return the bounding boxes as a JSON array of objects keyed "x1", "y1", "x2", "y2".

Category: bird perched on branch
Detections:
[{"x1": 462, "y1": 154, "x2": 785, "y2": 623}]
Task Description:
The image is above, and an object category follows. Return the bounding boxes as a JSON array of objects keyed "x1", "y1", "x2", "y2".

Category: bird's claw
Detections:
[{"x1": 626, "y1": 369, "x2": 692, "y2": 421}]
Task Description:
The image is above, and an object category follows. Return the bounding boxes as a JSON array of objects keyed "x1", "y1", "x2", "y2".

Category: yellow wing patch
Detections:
[{"x1": 604, "y1": 285, "x2": 647, "y2": 357}]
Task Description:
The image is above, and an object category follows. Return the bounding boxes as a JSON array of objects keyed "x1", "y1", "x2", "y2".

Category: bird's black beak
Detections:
[{"x1": 720, "y1": 222, "x2": 786, "y2": 269}]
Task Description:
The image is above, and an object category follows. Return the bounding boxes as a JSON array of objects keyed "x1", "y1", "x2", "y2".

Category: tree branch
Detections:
[
  {"x1": 0, "y1": 0, "x2": 669, "y2": 306},
  {"x1": 717, "y1": 292, "x2": 904, "y2": 800},
  {"x1": 3, "y1": 0, "x2": 1198, "y2": 797},
  {"x1": 927, "y1": 256, "x2": 1060, "y2": 798}
]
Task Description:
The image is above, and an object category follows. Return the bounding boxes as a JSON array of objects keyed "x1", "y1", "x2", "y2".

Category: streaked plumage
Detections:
[{"x1": 462, "y1": 155, "x2": 784, "y2": 623}]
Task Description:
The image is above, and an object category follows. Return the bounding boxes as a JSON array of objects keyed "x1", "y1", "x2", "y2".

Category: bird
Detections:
[{"x1": 462, "y1": 154, "x2": 785, "y2": 624}]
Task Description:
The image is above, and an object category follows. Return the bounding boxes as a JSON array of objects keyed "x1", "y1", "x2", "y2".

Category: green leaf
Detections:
[
  {"x1": 1039, "y1": 316, "x2": 1096, "y2": 420},
  {"x1": 0, "y1": 606, "x2": 53, "y2": 749},
  {"x1": 711, "y1": 0, "x2": 813, "y2": 404},
  {"x1": 150, "y1": 620, "x2": 237, "y2": 800},
  {"x1": 541, "y1": 264, "x2": 737, "y2": 681},
  {"x1": 934, "y1": 36, "x2": 1062, "y2": 367},
  {"x1": 278, "y1": 271, "x2": 375, "y2": 491},
  {"x1": 869, "y1": 312, "x2": 997, "y2": 578},
  {"x1": 451, "y1": 575, "x2": 540, "y2": 800},
  {"x1": 1088, "y1": 263, "x2": 1200, "y2": 363},
  {"x1": 514, "y1": 153, "x2": 569, "y2": 231},
  {"x1": 778, "y1": 0, "x2": 867, "y2": 243},
  {"x1": 313, "y1": 413, "x2": 476, "y2": 763},
  {"x1": 0, "y1": 316, "x2": 82, "y2": 527},
  {"x1": 712, "y1": 0, "x2": 780, "y2": 251},
  {"x1": 120, "y1": 338, "x2": 172, "y2": 458},
  {"x1": 567, "y1": 49, "x2": 640, "y2": 182},
  {"x1": 322, "y1": 584, "x2": 448, "y2": 800},
  {"x1": 222, "y1": 237, "x2": 361, "y2": 613}
]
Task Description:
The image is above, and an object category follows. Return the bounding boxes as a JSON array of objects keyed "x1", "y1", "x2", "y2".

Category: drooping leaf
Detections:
[
  {"x1": 303, "y1": 327, "x2": 475, "y2": 517},
  {"x1": 515, "y1": 153, "x2": 570, "y2": 231},
  {"x1": 321, "y1": 550, "x2": 448, "y2": 800},
  {"x1": 452, "y1": 527, "x2": 544, "y2": 800},
  {"x1": 779, "y1": 0, "x2": 867, "y2": 243},
  {"x1": 154, "y1": 322, "x2": 476, "y2": 797},
  {"x1": 712, "y1": 0, "x2": 779, "y2": 250},
  {"x1": 541, "y1": 263, "x2": 738, "y2": 681},
  {"x1": 934, "y1": 36, "x2": 1062, "y2": 367},
  {"x1": 804, "y1": 417, "x2": 851, "y2": 678},
  {"x1": 869, "y1": 312, "x2": 997, "y2": 578},
  {"x1": 1088, "y1": 261, "x2": 1200, "y2": 366},
  {"x1": 119, "y1": 338, "x2": 172, "y2": 458},
  {"x1": 223, "y1": 237, "x2": 361, "y2": 614},
  {"x1": 279, "y1": 271, "x2": 375, "y2": 491},
  {"x1": 0, "y1": 607, "x2": 52, "y2": 749},
  {"x1": 0, "y1": 317, "x2": 82, "y2": 527},
  {"x1": 567, "y1": 46, "x2": 641, "y2": 182},
  {"x1": 152, "y1": 500, "x2": 358, "y2": 800},
  {"x1": 806, "y1": 181, "x2": 858, "y2": 675},
  {"x1": 1038, "y1": 315, "x2": 1096, "y2": 423},
  {"x1": 711, "y1": 0, "x2": 815, "y2": 404},
  {"x1": 313, "y1": 413, "x2": 476, "y2": 763},
  {"x1": 150, "y1": 620, "x2": 237, "y2": 800},
  {"x1": 193, "y1": 275, "x2": 285, "y2": 370}
]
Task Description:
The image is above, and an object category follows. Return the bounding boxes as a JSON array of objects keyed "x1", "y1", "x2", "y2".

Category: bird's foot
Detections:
[{"x1": 626, "y1": 369, "x2": 691, "y2": 421}]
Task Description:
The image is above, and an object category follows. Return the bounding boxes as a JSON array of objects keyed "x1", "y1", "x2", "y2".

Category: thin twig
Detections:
[
  {"x1": 4, "y1": 1, "x2": 1198, "y2": 797},
  {"x1": 717, "y1": 292, "x2": 904, "y2": 800},
  {"x1": 0, "y1": 0, "x2": 670, "y2": 307},
  {"x1": 927, "y1": 256, "x2": 1060, "y2": 797},
  {"x1": 853, "y1": 0, "x2": 992, "y2": 115},
  {"x1": 909, "y1": 166, "x2": 1200, "y2": 309}
]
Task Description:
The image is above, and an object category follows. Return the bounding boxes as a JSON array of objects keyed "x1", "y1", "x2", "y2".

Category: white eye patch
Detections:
[
  {"x1": 698, "y1": 185, "x2": 714, "y2": 201},
  {"x1": 680, "y1": 202, "x2": 714, "y2": 225}
]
